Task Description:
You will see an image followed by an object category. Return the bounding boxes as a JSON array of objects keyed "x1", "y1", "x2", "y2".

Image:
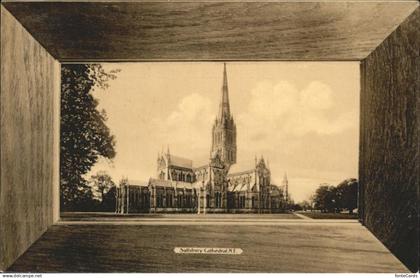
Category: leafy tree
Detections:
[
  {"x1": 60, "y1": 64, "x2": 119, "y2": 211},
  {"x1": 291, "y1": 203, "x2": 303, "y2": 211},
  {"x1": 312, "y1": 184, "x2": 338, "y2": 212},
  {"x1": 90, "y1": 171, "x2": 116, "y2": 202},
  {"x1": 336, "y1": 178, "x2": 358, "y2": 213},
  {"x1": 299, "y1": 200, "x2": 312, "y2": 211},
  {"x1": 312, "y1": 179, "x2": 358, "y2": 213}
]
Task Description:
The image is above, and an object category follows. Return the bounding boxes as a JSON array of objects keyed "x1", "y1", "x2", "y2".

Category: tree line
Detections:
[
  {"x1": 311, "y1": 178, "x2": 358, "y2": 213},
  {"x1": 287, "y1": 178, "x2": 358, "y2": 213}
]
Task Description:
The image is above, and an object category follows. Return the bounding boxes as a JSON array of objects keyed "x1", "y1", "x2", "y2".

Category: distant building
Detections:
[{"x1": 116, "y1": 64, "x2": 287, "y2": 213}]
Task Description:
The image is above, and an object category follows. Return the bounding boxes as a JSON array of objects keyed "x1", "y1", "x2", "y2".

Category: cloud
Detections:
[
  {"x1": 239, "y1": 80, "x2": 356, "y2": 144},
  {"x1": 248, "y1": 81, "x2": 298, "y2": 121},
  {"x1": 300, "y1": 81, "x2": 333, "y2": 110},
  {"x1": 154, "y1": 93, "x2": 215, "y2": 158},
  {"x1": 167, "y1": 93, "x2": 213, "y2": 124}
]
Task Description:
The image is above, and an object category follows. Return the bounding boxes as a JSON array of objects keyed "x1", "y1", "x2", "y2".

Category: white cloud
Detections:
[
  {"x1": 167, "y1": 93, "x2": 213, "y2": 124},
  {"x1": 155, "y1": 93, "x2": 215, "y2": 158},
  {"x1": 239, "y1": 80, "x2": 356, "y2": 144},
  {"x1": 300, "y1": 81, "x2": 333, "y2": 110},
  {"x1": 248, "y1": 80, "x2": 298, "y2": 121}
]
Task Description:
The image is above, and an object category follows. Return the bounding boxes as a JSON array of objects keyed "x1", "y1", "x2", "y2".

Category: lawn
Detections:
[
  {"x1": 60, "y1": 212, "x2": 301, "y2": 221},
  {"x1": 299, "y1": 211, "x2": 359, "y2": 219}
]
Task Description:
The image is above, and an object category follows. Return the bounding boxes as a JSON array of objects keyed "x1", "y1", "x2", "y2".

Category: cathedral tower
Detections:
[{"x1": 211, "y1": 63, "x2": 237, "y2": 168}]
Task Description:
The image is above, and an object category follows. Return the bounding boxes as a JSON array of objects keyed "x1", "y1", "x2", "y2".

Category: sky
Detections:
[{"x1": 86, "y1": 62, "x2": 360, "y2": 202}]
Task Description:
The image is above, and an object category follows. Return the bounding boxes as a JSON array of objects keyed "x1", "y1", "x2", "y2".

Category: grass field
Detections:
[
  {"x1": 60, "y1": 212, "x2": 301, "y2": 221},
  {"x1": 299, "y1": 211, "x2": 359, "y2": 219}
]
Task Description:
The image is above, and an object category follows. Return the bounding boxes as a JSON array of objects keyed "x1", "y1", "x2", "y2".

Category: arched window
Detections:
[
  {"x1": 177, "y1": 194, "x2": 183, "y2": 208},
  {"x1": 157, "y1": 194, "x2": 162, "y2": 208},
  {"x1": 218, "y1": 193, "x2": 223, "y2": 208},
  {"x1": 167, "y1": 193, "x2": 173, "y2": 207},
  {"x1": 239, "y1": 196, "x2": 246, "y2": 208},
  {"x1": 186, "y1": 195, "x2": 192, "y2": 207}
]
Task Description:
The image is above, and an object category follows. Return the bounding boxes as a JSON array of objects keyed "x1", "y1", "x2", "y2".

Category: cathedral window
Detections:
[
  {"x1": 142, "y1": 193, "x2": 149, "y2": 209},
  {"x1": 186, "y1": 195, "x2": 192, "y2": 207},
  {"x1": 167, "y1": 193, "x2": 173, "y2": 207},
  {"x1": 177, "y1": 194, "x2": 183, "y2": 208},
  {"x1": 215, "y1": 193, "x2": 218, "y2": 208},
  {"x1": 239, "y1": 196, "x2": 246, "y2": 208},
  {"x1": 157, "y1": 194, "x2": 163, "y2": 208},
  {"x1": 215, "y1": 192, "x2": 222, "y2": 208}
]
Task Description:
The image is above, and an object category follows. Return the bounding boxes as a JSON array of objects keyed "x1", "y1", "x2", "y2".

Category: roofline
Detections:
[{"x1": 228, "y1": 169, "x2": 254, "y2": 176}]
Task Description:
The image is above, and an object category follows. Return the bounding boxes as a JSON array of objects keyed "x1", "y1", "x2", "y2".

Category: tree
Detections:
[
  {"x1": 90, "y1": 171, "x2": 116, "y2": 202},
  {"x1": 60, "y1": 64, "x2": 119, "y2": 211},
  {"x1": 299, "y1": 200, "x2": 312, "y2": 211},
  {"x1": 312, "y1": 184, "x2": 338, "y2": 213},
  {"x1": 312, "y1": 179, "x2": 358, "y2": 213},
  {"x1": 336, "y1": 178, "x2": 358, "y2": 213}
]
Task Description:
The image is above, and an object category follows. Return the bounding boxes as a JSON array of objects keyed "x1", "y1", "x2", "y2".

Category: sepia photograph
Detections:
[
  {"x1": 60, "y1": 62, "x2": 360, "y2": 217},
  {"x1": 0, "y1": 0, "x2": 418, "y2": 276}
]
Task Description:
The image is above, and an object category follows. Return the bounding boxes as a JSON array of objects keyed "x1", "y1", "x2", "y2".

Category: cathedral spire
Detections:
[
  {"x1": 211, "y1": 62, "x2": 237, "y2": 168},
  {"x1": 218, "y1": 63, "x2": 231, "y2": 120}
]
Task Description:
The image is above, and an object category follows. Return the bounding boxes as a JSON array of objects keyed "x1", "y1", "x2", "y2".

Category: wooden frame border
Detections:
[{"x1": 1, "y1": 1, "x2": 419, "y2": 272}]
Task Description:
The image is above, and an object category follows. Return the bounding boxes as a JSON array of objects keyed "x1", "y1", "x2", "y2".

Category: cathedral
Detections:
[{"x1": 116, "y1": 63, "x2": 288, "y2": 214}]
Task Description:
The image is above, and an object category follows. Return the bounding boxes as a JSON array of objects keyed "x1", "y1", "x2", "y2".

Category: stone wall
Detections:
[
  {"x1": 0, "y1": 6, "x2": 60, "y2": 271},
  {"x1": 359, "y1": 8, "x2": 419, "y2": 272}
]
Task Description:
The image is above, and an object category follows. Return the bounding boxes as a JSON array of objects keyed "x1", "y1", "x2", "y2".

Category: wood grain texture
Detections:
[
  {"x1": 8, "y1": 223, "x2": 408, "y2": 272},
  {"x1": 359, "y1": 7, "x2": 419, "y2": 272},
  {"x1": 0, "y1": 6, "x2": 60, "y2": 271},
  {"x1": 2, "y1": 1, "x2": 418, "y2": 61}
]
